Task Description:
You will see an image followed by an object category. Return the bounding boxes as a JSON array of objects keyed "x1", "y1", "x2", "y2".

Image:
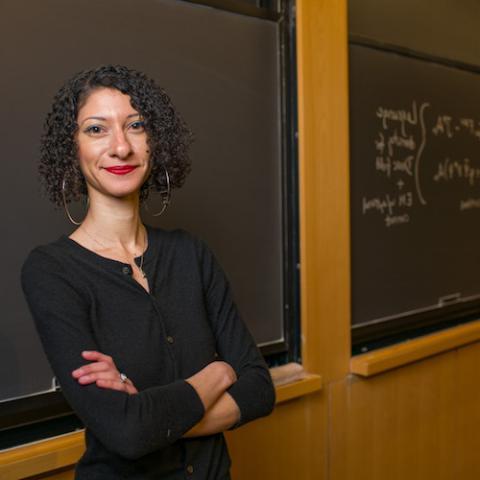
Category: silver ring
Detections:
[{"x1": 119, "y1": 373, "x2": 128, "y2": 384}]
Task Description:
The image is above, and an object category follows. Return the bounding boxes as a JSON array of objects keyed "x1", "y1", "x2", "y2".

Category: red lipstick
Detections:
[{"x1": 105, "y1": 166, "x2": 137, "y2": 175}]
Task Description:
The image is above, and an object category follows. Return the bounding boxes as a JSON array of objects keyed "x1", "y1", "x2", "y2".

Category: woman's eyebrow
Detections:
[{"x1": 79, "y1": 113, "x2": 140, "y2": 126}]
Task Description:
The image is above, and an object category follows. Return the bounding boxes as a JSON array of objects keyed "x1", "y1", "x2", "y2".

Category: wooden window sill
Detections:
[
  {"x1": 270, "y1": 362, "x2": 322, "y2": 404},
  {"x1": 350, "y1": 320, "x2": 480, "y2": 377},
  {"x1": 0, "y1": 430, "x2": 85, "y2": 480},
  {"x1": 274, "y1": 374, "x2": 323, "y2": 404}
]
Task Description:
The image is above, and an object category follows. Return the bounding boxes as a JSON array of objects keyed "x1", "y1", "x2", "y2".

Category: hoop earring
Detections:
[
  {"x1": 144, "y1": 165, "x2": 171, "y2": 217},
  {"x1": 62, "y1": 175, "x2": 89, "y2": 225}
]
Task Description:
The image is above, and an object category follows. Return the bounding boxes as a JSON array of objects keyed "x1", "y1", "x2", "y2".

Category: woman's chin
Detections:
[{"x1": 91, "y1": 185, "x2": 143, "y2": 202}]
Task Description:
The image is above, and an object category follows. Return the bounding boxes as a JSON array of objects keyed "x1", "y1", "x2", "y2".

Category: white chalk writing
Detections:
[
  {"x1": 460, "y1": 198, "x2": 480, "y2": 211},
  {"x1": 376, "y1": 101, "x2": 418, "y2": 136},
  {"x1": 363, "y1": 100, "x2": 480, "y2": 229},
  {"x1": 433, "y1": 158, "x2": 480, "y2": 186}
]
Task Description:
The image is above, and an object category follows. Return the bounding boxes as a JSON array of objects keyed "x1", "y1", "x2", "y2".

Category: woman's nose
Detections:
[{"x1": 109, "y1": 129, "x2": 132, "y2": 159}]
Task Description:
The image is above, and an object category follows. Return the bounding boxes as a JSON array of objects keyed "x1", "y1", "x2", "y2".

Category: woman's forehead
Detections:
[{"x1": 77, "y1": 88, "x2": 139, "y2": 122}]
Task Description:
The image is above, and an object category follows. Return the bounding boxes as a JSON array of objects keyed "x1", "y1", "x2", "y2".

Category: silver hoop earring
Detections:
[
  {"x1": 144, "y1": 165, "x2": 171, "y2": 217},
  {"x1": 62, "y1": 175, "x2": 89, "y2": 225}
]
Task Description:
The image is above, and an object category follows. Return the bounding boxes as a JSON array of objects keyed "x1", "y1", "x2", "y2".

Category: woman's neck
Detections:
[{"x1": 73, "y1": 193, "x2": 146, "y2": 254}]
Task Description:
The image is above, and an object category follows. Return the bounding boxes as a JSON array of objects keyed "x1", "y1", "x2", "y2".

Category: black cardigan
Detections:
[{"x1": 20, "y1": 225, "x2": 275, "y2": 479}]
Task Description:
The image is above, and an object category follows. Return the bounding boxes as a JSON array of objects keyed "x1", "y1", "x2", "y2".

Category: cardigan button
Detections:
[
  {"x1": 166, "y1": 336, "x2": 174, "y2": 344},
  {"x1": 122, "y1": 265, "x2": 132, "y2": 275},
  {"x1": 186, "y1": 465, "x2": 194, "y2": 474}
]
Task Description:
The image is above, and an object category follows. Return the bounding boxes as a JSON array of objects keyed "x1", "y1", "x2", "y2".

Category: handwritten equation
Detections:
[{"x1": 361, "y1": 101, "x2": 480, "y2": 227}]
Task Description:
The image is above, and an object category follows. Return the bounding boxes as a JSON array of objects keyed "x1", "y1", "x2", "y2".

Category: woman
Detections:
[{"x1": 21, "y1": 65, "x2": 275, "y2": 479}]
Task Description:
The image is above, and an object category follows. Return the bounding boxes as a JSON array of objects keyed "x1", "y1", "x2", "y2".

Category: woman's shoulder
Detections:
[
  {"x1": 147, "y1": 224, "x2": 206, "y2": 251},
  {"x1": 21, "y1": 235, "x2": 73, "y2": 281},
  {"x1": 147, "y1": 225, "x2": 215, "y2": 271}
]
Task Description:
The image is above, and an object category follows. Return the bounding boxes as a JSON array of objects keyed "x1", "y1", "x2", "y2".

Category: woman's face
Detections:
[{"x1": 75, "y1": 87, "x2": 151, "y2": 201}]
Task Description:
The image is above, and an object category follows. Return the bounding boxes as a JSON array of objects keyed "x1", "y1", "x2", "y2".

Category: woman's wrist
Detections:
[
  {"x1": 185, "y1": 361, "x2": 237, "y2": 411},
  {"x1": 183, "y1": 391, "x2": 240, "y2": 438}
]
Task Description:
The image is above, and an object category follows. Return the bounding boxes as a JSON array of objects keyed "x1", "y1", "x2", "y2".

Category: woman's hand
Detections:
[{"x1": 72, "y1": 350, "x2": 138, "y2": 395}]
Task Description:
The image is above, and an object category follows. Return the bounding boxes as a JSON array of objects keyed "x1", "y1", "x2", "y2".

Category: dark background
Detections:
[{"x1": 0, "y1": 0, "x2": 288, "y2": 403}]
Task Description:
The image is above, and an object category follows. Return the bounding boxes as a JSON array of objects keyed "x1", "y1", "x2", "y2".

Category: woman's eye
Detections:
[
  {"x1": 84, "y1": 125, "x2": 103, "y2": 135},
  {"x1": 130, "y1": 121, "x2": 145, "y2": 131}
]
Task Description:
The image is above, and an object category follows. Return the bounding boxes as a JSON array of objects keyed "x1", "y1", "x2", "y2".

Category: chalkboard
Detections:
[
  {"x1": 0, "y1": 0, "x2": 296, "y2": 409},
  {"x1": 350, "y1": 44, "x2": 480, "y2": 335},
  {"x1": 349, "y1": 0, "x2": 480, "y2": 69}
]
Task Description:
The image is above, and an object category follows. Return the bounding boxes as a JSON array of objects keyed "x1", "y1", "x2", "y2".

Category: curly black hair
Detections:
[{"x1": 39, "y1": 64, "x2": 193, "y2": 208}]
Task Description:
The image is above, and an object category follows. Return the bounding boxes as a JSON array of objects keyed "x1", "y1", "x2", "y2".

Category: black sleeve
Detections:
[
  {"x1": 20, "y1": 247, "x2": 205, "y2": 460},
  {"x1": 194, "y1": 237, "x2": 276, "y2": 428}
]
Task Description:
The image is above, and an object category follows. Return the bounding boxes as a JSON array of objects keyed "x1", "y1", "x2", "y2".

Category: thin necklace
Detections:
[{"x1": 81, "y1": 225, "x2": 148, "y2": 278}]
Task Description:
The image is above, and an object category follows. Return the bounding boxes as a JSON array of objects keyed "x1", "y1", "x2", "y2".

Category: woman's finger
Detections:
[
  {"x1": 81, "y1": 350, "x2": 114, "y2": 365},
  {"x1": 95, "y1": 379, "x2": 128, "y2": 392},
  {"x1": 77, "y1": 371, "x2": 121, "y2": 384},
  {"x1": 72, "y1": 361, "x2": 110, "y2": 378},
  {"x1": 96, "y1": 378, "x2": 137, "y2": 395}
]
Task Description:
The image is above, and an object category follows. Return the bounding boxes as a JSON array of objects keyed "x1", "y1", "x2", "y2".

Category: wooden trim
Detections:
[
  {"x1": 0, "y1": 431, "x2": 84, "y2": 480},
  {"x1": 275, "y1": 374, "x2": 323, "y2": 404},
  {"x1": 0, "y1": 378, "x2": 321, "y2": 478},
  {"x1": 296, "y1": 0, "x2": 352, "y2": 381},
  {"x1": 350, "y1": 320, "x2": 480, "y2": 376}
]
